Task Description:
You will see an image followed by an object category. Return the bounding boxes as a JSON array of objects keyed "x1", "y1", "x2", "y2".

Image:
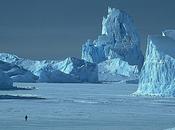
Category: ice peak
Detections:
[
  {"x1": 107, "y1": 7, "x2": 117, "y2": 14},
  {"x1": 148, "y1": 35, "x2": 175, "y2": 58},
  {"x1": 107, "y1": 7, "x2": 122, "y2": 15},
  {"x1": 82, "y1": 7, "x2": 144, "y2": 70},
  {"x1": 102, "y1": 7, "x2": 136, "y2": 41}
]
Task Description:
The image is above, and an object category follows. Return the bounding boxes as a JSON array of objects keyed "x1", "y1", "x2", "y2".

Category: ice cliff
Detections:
[
  {"x1": 135, "y1": 31, "x2": 175, "y2": 97},
  {"x1": 82, "y1": 7, "x2": 144, "y2": 70}
]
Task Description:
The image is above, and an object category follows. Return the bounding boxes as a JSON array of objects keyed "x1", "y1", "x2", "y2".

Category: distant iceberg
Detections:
[
  {"x1": 0, "y1": 60, "x2": 38, "y2": 83},
  {"x1": 0, "y1": 54, "x2": 98, "y2": 83},
  {"x1": 135, "y1": 31, "x2": 175, "y2": 97},
  {"x1": 0, "y1": 68, "x2": 31, "y2": 90},
  {"x1": 56, "y1": 57, "x2": 98, "y2": 83}
]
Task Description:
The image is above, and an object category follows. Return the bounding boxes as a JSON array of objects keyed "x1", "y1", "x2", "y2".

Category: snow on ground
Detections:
[{"x1": 0, "y1": 82, "x2": 175, "y2": 130}]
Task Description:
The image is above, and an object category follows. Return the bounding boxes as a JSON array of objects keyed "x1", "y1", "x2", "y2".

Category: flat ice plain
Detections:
[{"x1": 0, "y1": 82, "x2": 175, "y2": 130}]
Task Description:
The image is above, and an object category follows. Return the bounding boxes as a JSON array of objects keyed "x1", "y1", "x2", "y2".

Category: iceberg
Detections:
[
  {"x1": 35, "y1": 65, "x2": 81, "y2": 83},
  {"x1": 0, "y1": 54, "x2": 98, "y2": 83},
  {"x1": 0, "y1": 60, "x2": 38, "y2": 83},
  {"x1": 82, "y1": 7, "x2": 144, "y2": 70},
  {"x1": 135, "y1": 33, "x2": 175, "y2": 97},
  {"x1": 55, "y1": 57, "x2": 98, "y2": 83}
]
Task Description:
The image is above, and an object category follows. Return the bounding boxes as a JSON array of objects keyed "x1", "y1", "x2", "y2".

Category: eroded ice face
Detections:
[{"x1": 135, "y1": 34, "x2": 175, "y2": 97}]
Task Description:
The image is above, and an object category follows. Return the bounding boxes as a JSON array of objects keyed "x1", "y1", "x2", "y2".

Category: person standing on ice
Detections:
[{"x1": 25, "y1": 115, "x2": 28, "y2": 121}]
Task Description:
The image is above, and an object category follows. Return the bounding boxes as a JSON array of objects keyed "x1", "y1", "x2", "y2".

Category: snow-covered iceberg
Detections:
[
  {"x1": 82, "y1": 7, "x2": 144, "y2": 70},
  {"x1": 98, "y1": 58, "x2": 139, "y2": 82},
  {"x1": 0, "y1": 53, "x2": 98, "y2": 83},
  {"x1": 135, "y1": 33, "x2": 175, "y2": 97}
]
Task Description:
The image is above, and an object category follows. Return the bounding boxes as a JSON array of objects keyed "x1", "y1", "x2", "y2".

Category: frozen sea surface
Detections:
[{"x1": 0, "y1": 82, "x2": 175, "y2": 130}]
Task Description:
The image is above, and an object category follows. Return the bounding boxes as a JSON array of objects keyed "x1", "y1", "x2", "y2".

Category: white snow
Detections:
[
  {"x1": 82, "y1": 7, "x2": 144, "y2": 70},
  {"x1": 135, "y1": 34, "x2": 175, "y2": 97}
]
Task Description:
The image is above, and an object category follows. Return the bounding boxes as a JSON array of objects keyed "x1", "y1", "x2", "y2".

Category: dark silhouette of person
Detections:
[{"x1": 25, "y1": 115, "x2": 28, "y2": 121}]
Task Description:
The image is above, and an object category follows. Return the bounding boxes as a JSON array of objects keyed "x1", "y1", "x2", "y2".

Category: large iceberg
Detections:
[
  {"x1": 0, "y1": 53, "x2": 98, "y2": 83},
  {"x1": 135, "y1": 32, "x2": 175, "y2": 97},
  {"x1": 82, "y1": 7, "x2": 144, "y2": 70}
]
